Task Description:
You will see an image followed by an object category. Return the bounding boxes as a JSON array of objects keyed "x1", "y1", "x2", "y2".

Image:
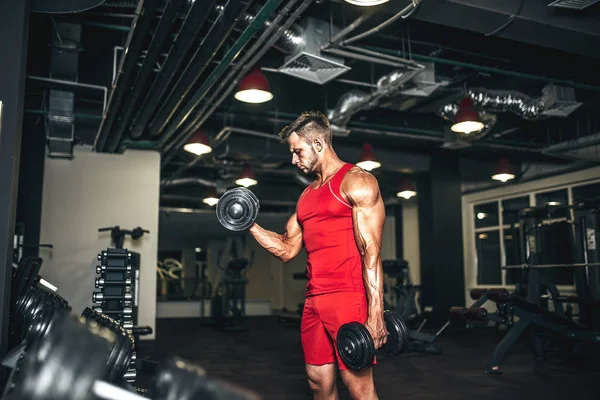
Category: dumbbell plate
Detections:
[
  {"x1": 216, "y1": 187, "x2": 260, "y2": 231},
  {"x1": 336, "y1": 322, "x2": 375, "y2": 371},
  {"x1": 380, "y1": 310, "x2": 409, "y2": 357}
]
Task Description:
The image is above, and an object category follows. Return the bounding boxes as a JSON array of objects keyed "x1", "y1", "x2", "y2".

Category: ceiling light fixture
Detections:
[
  {"x1": 235, "y1": 164, "x2": 258, "y2": 187},
  {"x1": 183, "y1": 130, "x2": 212, "y2": 156},
  {"x1": 344, "y1": 0, "x2": 390, "y2": 6},
  {"x1": 451, "y1": 97, "x2": 484, "y2": 134},
  {"x1": 202, "y1": 187, "x2": 219, "y2": 206},
  {"x1": 356, "y1": 143, "x2": 381, "y2": 171},
  {"x1": 234, "y1": 68, "x2": 273, "y2": 104},
  {"x1": 491, "y1": 157, "x2": 515, "y2": 183},
  {"x1": 396, "y1": 177, "x2": 417, "y2": 200}
]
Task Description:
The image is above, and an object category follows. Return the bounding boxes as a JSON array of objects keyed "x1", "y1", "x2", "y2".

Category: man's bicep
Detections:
[{"x1": 348, "y1": 174, "x2": 385, "y2": 253}]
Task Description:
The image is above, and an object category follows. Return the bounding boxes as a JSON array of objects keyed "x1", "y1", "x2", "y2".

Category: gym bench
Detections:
[{"x1": 450, "y1": 288, "x2": 600, "y2": 374}]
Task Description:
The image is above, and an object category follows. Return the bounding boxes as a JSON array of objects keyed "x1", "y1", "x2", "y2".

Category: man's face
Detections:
[{"x1": 288, "y1": 132, "x2": 318, "y2": 174}]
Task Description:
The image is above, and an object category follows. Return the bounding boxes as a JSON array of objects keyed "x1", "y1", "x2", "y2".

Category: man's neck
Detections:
[{"x1": 315, "y1": 153, "x2": 345, "y2": 185}]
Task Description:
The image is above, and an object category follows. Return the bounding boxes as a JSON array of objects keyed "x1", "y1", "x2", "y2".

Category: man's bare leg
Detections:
[
  {"x1": 339, "y1": 366, "x2": 378, "y2": 400},
  {"x1": 306, "y1": 363, "x2": 338, "y2": 400}
]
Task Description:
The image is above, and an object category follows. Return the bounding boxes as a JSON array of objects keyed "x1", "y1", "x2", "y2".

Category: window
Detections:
[
  {"x1": 475, "y1": 231, "x2": 501, "y2": 285},
  {"x1": 572, "y1": 182, "x2": 600, "y2": 204},
  {"x1": 474, "y1": 202, "x2": 498, "y2": 228},
  {"x1": 469, "y1": 178, "x2": 600, "y2": 290},
  {"x1": 535, "y1": 189, "x2": 569, "y2": 219}
]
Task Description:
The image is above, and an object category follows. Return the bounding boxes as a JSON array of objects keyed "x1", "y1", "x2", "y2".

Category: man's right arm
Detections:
[{"x1": 248, "y1": 213, "x2": 303, "y2": 263}]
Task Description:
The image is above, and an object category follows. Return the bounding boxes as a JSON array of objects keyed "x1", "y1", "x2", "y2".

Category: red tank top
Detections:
[{"x1": 296, "y1": 163, "x2": 365, "y2": 297}]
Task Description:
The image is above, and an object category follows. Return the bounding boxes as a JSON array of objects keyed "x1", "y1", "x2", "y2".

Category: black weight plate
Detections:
[
  {"x1": 336, "y1": 322, "x2": 375, "y2": 371},
  {"x1": 381, "y1": 311, "x2": 409, "y2": 357},
  {"x1": 216, "y1": 187, "x2": 260, "y2": 232},
  {"x1": 3, "y1": 316, "x2": 112, "y2": 400}
]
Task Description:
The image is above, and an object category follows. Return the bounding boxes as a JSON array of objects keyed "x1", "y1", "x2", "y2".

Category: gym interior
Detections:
[{"x1": 2, "y1": 0, "x2": 600, "y2": 399}]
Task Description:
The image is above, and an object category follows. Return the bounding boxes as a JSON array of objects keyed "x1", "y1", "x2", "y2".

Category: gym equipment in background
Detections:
[{"x1": 382, "y1": 260, "x2": 448, "y2": 355}]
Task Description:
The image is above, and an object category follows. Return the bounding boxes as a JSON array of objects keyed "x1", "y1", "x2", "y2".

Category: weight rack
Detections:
[{"x1": 92, "y1": 248, "x2": 138, "y2": 383}]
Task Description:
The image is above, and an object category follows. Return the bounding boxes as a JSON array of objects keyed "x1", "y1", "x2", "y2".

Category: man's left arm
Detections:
[{"x1": 343, "y1": 168, "x2": 387, "y2": 349}]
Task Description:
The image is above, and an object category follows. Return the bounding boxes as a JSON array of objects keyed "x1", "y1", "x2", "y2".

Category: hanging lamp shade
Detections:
[
  {"x1": 451, "y1": 97, "x2": 484, "y2": 134},
  {"x1": 202, "y1": 187, "x2": 219, "y2": 206},
  {"x1": 234, "y1": 68, "x2": 273, "y2": 104},
  {"x1": 183, "y1": 130, "x2": 212, "y2": 156},
  {"x1": 235, "y1": 164, "x2": 258, "y2": 187},
  {"x1": 356, "y1": 143, "x2": 381, "y2": 171},
  {"x1": 344, "y1": 0, "x2": 389, "y2": 6},
  {"x1": 396, "y1": 177, "x2": 417, "y2": 200},
  {"x1": 491, "y1": 157, "x2": 515, "y2": 182}
]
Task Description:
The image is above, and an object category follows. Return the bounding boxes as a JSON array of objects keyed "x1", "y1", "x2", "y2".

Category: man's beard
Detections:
[{"x1": 303, "y1": 147, "x2": 318, "y2": 174}]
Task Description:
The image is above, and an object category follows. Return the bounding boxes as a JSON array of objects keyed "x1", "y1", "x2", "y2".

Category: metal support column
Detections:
[{"x1": 0, "y1": 0, "x2": 31, "y2": 388}]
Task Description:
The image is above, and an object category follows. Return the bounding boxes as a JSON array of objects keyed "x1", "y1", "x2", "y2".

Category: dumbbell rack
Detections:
[{"x1": 93, "y1": 248, "x2": 138, "y2": 383}]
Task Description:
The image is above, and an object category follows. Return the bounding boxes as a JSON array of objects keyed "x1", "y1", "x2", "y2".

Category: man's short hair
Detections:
[{"x1": 279, "y1": 111, "x2": 333, "y2": 145}]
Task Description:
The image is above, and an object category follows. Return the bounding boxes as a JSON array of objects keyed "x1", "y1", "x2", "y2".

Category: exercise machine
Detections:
[{"x1": 382, "y1": 260, "x2": 448, "y2": 355}]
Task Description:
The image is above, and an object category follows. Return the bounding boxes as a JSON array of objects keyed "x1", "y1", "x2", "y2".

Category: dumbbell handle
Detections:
[
  {"x1": 92, "y1": 306, "x2": 132, "y2": 315},
  {"x1": 96, "y1": 265, "x2": 132, "y2": 274},
  {"x1": 93, "y1": 292, "x2": 133, "y2": 302},
  {"x1": 96, "y1": 278, "x2": 132, "y2": 288}
]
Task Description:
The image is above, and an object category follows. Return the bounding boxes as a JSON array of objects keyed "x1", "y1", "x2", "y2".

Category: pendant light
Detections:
[
  {"x1": 491, "y1": 157, "x2": 515, "y2": 182},
  {"x1": 356, "y1": 143, "x2": 381, "y2": 171},
  {"x1": 234, "y1": 68, "x2": 273, "y2": 104},
  {"x1": 235, "y1": 164, "x2": 258, "y2": 187},
  {"x1": 451, "y1": 97, "x2": 484, "y2": 134},
  {"x1": 183, "y1": 130, "x2": 212, "y2": 156},
  {"x1": 396, "y1": 177, "x2": 417, "y2": 200},
  {"x1": 202, "y1": 187, "x2": 219, "y2": 206}
]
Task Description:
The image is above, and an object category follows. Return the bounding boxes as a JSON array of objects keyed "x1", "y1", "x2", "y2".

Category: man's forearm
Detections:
[
  {"x1": 362, "y1": 251, "x2": 385, "y2": 321},
  {"x1": 248, "y1": 224, "x2": 291, "y2": 262}
]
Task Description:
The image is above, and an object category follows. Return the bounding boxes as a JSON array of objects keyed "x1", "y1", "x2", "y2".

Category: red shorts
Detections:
[{"x1": 300, "y1": 291, "x2": 376, "y2": 370}]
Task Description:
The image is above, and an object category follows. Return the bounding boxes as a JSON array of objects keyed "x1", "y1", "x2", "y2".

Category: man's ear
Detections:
[{"x1": 313, "y1": 137, "x2": 324, "y2": 152}]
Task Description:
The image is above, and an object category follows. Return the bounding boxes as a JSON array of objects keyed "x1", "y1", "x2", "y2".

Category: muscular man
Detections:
[{"x1": 248, "y1": 111, "x2": 387, "y2": 400}]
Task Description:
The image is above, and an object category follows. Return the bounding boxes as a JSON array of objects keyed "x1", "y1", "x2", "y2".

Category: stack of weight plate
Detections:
[{"x1": 92, "y1": 248, "x2": 137, "y2": 383}]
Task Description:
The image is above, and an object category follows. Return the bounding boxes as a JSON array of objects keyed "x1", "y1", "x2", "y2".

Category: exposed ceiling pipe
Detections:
[
  {"x1": 147, "y1": 0, "x2": 254, "y2": 138},
  {"x1": 104, "y1": 0, "x2": 185, "y2": 152},
  {"x1": 161, "y1": 0, "x2": 316, "y2": 164},
  {"x1": 327, "y1": 68, "x2": 423, "y2": 132},
  {"x1": 542, "y1": 132, "x2": 600, "y2": 153},
  {"x1": 160, "y1": 177, "x2": 216, "y2": 188},
  {"x1": 128, "y1": 0, "x2": 218, "y2": 140},
  {"x1": 93, "y1": 0, "x2": 161, "y2": 151},
  {"x1": 161, "y1": 194, "x2": 297, "y2": 207}
]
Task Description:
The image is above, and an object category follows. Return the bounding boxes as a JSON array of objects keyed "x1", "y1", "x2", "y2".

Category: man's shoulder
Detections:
[{"x1": 344, "y1": 166, "x2": 377, "y2": 185}]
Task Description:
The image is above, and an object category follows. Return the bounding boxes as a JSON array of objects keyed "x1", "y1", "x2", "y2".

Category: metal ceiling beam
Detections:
[
  {"x1": 406, "y1": 0, "x2": 600, "y2": 59},
  {"x1": 93, "y1": 0, "x2": 161, "y2": 151},
  {"x1": 103, "y1": 0, "x2": 184, "y2": 152}
]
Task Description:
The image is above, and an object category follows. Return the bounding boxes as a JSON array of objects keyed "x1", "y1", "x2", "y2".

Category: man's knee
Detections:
[
  {"x1": 306, "y1": 364, "x2": 336, "y2": 393},
  {"x1": 340, "y1": 368, "x2": 376, "y2": 399}
]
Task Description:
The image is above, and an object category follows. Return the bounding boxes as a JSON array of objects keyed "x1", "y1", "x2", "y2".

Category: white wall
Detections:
[
  {"x1": 39, "y1": 147, "x2": 160, "y2": 339},
  {"x1": 461, "y1": 165, "x2": 600, "y2": 308},
  {"x1": 402, "y1": 203, "x2": 421, "y2": 285}
]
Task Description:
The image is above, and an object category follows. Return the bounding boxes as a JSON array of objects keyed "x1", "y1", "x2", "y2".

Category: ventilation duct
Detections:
[
  {"x1": 438, "y1": 83, "x2": 582, "y2": 122},
  {"x1": 277, "y1": 17, "x2": 351, "y2": 85},
  {"x1": 46, "y1": 22, "x2": 82, "y2": 159},
  {"x1": 548, "y1": 0, "x2": 600, "y2": 10},
  {"x1": 216, "y1": 3, "x2": 304, "y2": 55},
  {"x1": 327, "y1": 67, "x2": 423, "y2": 134}
]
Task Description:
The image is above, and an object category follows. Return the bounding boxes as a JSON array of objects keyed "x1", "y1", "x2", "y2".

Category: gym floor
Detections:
[{"x1": 136, "y1": 317, "x2": 600, "y2": 399}]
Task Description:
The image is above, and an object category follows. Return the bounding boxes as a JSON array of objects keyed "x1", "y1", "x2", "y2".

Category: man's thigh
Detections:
[{"x1": 300, "y1": 296, "x2": 336, "y2": 366}]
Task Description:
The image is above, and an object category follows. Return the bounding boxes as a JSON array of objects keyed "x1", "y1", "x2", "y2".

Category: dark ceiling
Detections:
[{"x1": 23, "y1": 0, "x2": 600, "y2": 210}]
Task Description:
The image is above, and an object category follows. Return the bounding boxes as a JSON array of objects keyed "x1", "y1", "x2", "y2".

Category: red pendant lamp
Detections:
[
  {"x1": 202, "y1": 186, "x2": 219, "y2": 206},
  {"x1": 234, "y1": 68, "x2": 273, "y2": 104},
  {"x1": 235, "y1": 164, "x2": 258, "y2": 187},
  {"x1": 491, "y1": 157, "x2": 515, "y2": 183},
  {"x1": 451, "y1": 97, "x2": 484, "y2": 134},
  {"x1": 356, "y1": 143, "x2": 381, "y2": 171},
  {"x1": 396, "y1": 177, "x2": 417, "y2": 200},
  {"x1": 183, "y1": 130, "x2": 212, "y2": 156}
]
